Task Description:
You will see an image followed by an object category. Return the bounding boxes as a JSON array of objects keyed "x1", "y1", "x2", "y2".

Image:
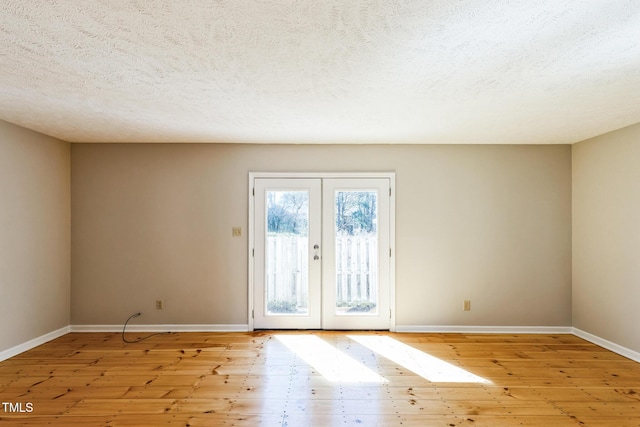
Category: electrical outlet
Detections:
[
  {"x1": 156, "y1": 299, "x2": 164, "y2": 310},
  {"x1": 232, "y1": 227, "x2": 242, "y2": 237},
  {"x1": 463, "y1": 300, "x2": 471, "y2": 311}
]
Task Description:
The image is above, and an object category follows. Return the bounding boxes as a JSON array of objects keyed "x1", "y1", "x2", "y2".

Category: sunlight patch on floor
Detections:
[
  {"x1": 275, "y1": 335, "x2": 387, "y2": 383},
  {"x1": 348, "y1": 335, "x2": 491, "y2": 384}
]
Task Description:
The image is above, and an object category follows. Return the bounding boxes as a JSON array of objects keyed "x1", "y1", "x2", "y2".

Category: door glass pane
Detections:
[
  {"x1": 334, "y1": 190, "x2": 378, "y2": 315},
  {"x1": 266, "y1": 191, "x2": 309, "y2": 316}
]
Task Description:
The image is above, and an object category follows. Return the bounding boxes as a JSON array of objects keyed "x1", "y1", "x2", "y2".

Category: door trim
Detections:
[{"x1": 248, "y1": 172, "x2": 396, "y2": 331}]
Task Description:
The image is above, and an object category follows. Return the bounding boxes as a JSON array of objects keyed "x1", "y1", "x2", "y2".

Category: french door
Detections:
[{"x1": 251, "y1": 175, "x2": 393, "y2": 330}]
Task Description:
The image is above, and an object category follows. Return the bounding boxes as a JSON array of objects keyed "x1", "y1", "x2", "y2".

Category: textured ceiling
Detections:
[{"x1": 1, "y1": 1, "x2": 639, "y2": 144}]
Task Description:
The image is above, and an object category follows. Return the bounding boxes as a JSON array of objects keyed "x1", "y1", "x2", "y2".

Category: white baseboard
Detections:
[
  {"x1": 0, "y1": 326, "x2": 70, "y2": 362},
  {"x1": 71, "y1": 324, "x2": 250, "y2": 333},
  {"x1": 572, "y1": 328, "x2": 640, "y2": 363},
  {"x1": 396, "y1": 325, "x2": 574, "y2": 334}
]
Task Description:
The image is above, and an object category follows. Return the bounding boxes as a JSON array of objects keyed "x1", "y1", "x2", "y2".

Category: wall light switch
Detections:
[
  {"x1": 232, "y1": 227, "x2": 242, "y2": 237},
  {"x1": 463, "y1": 300, "x2": 471, "y2": 311}
]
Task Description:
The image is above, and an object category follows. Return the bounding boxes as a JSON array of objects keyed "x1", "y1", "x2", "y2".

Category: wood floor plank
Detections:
[{"x1": 1, "y1": 331, "x2": 640, "y2": 425}]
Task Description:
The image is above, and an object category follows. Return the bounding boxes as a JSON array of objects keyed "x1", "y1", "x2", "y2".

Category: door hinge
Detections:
[
  {"x1": 389, "y1": 309, "x2": 392, "y2": 319},
  {"x1": 389, "y1": 248, "x2": 392, "y2": 257},
  {"x1": 389, "y1": 187, "x2": 391, "y2": 196},
  {"x1": 252, "y1": 309, "x2": 254, "y2": 319},
  {"x1": 252, "y1": 187, "x2": 255, "y2": 196},
  {"x1": 252, "y1": 248, "x2": 255, "y2": 257}
]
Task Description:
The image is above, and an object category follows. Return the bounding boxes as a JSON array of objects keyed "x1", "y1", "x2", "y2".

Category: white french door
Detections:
[
  {"x1": 251, "y1": 175, "x2": 393, "y2": 330},
  {"x1": 321, "y1": 178, "x2": 391, "y2": 329},
  {"x1": 253, "y1": 178, "x2": 322, "y2": 329}
]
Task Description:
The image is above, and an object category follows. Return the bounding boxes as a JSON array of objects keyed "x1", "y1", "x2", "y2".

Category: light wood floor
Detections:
[{"x1": 1, "y1": 331, "x2": 639, "y2": 426}]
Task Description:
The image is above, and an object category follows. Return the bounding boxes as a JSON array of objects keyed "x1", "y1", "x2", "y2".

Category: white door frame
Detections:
[{"x1": 248, "y1": 172, "x2": 396, "y2": 331}]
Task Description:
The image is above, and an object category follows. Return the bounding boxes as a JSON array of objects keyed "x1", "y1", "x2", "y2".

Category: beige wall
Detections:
[
  {"x1": 0, "y1": 120, "x2": 70, "y2": 352},
  {"x1": 71, "y1": 143, "x2": 572, "y2": 328},
  {"x1": 573, "y1": 123, "x2": 640, "y2": 353}
]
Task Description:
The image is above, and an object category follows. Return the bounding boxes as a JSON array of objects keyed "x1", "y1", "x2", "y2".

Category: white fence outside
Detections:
[
  {"x1": 266, "y1": 234, "x2": 378, "y2": 313},
  {"x1": 266, "y1": 235, "x2": 309, "y2": 311}
]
